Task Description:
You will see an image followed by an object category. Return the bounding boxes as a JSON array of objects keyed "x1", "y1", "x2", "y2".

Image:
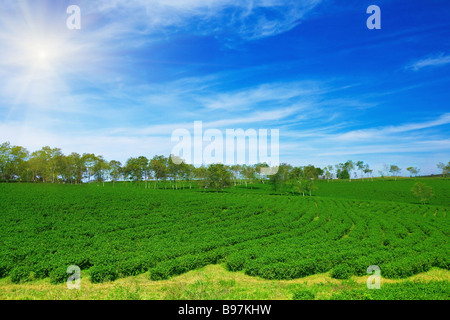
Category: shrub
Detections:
[
  {"x1": 292, "y1": 289, "x2": 315, "y2": 300},
  {"x1": 10, "y1": 266, "x2": 32, "y2": 283},
  {"x1": 0, "y1": 263, "x2": 11, "y2": 279},
  {"x1": 225, "y1": 255, "x2": 247, "y2": 272},
  {"x1": 49, "y1": 266, "x2": 69, "y2": 284},
  {"x1": 90, "y1": 265, "x2": 118, "y2": 283},
  {"x1": 149, "y1": 266, "x2": 171, "y2": 281},
  {"x1": 34, "y1": 263, "x2": 51, "y2": 279},
  {"x1": 331, "y1": 264, "x2": 354, "y2": 280}
]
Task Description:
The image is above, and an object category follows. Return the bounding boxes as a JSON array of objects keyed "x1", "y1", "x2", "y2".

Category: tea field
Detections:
[{"x1": 0, "y1": 179, "x2": 449, "y2": 299}]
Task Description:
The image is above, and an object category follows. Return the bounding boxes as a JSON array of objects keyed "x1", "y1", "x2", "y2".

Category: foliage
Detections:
[
  {"x1": 331, "y1": 264, "x2": 354, "y2": 280},
  {"x1": 337, "y1": 169, "x2": 350, "y2": 180},
  {"x1": 90, "y1": 265, "x2": 119, "y2": 283},
  {"x1": 437, "y1": 161, "x2": 450, "y2": 177},
  {"x1": 10, "y1": 266, "x2": 32, "y2": 284},
  {"x1": 292, "y1": 289, "x2": 316, "y2": 300},
  {"x1": 330, "y1": 281, "x2": 450, "y2": 300},
  {"x1": 0, "y1": 181, "x2": 448, "y2": 286},
  {"x1": 206, "y1": 163, "x2": 233, "y2": 191},
  {"x1": 411, "y1": 182, "x2": 433, "y2": 204}
]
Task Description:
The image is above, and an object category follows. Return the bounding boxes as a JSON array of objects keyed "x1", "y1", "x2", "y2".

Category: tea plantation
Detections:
[{"x1": 0, "y1": 179, "x2": 448, "y2": 299}]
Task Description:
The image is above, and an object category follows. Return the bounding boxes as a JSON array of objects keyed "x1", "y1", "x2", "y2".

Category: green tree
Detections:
[
  {"x1": 29, "y1": 146, "x2": 63, "y2": 183},
  {"x1": 82, "y1": 153, "x2": 98, "y2": 183},
  {"x1": 0, "y1": 142, "x2": 11, "y2": 181},
  {"x1": 67, "y1": 152, "x2": 86, "y2": 184},
  {"x1": 255, "y1": 163, "x2": 269, "y2": 183},
  {"x1": 7, "y1": 145, "x2": 29, "y2": 182},
  {"x1": 363, "y1": 164, "x2": 373, "y2": 181},
  {"x1": 150, "y1": 155, "x2": 168, "y2": 189},
  {"x1": 206, "y1": 163, "x2": 232, "y2": 192},
  {"x1": 269, "y1": 163, "x2": 292, "y2": 195},
  {"x1": 195, "y1": 165, "x2": 208, "y2": 190},
  {"x1": 411, "y1": 182, "x2": 433, "y2": 204},
  {"x1": 180, "y1": 163, "x2": 195, "y2": 189},
  {"x1": 93, "y1": 156, "x2": 110, "y2": 186},
  {"x1": 336, "y1": 161, "x2": 354, "y2": 181},
  {"x1": 303, "y1": 165, "x2": 322, "y2": 180},
  {"x1": 230, "y1": 164, "x2": 242, "y2": 186},
  {"x1": 323, "y1": 165, "x2": 334, "y2": 182},
  {"x1": 437, "y1": 162, "x2": 450, "y2": 177},
  {"x1": 344, "y1": 160, "x2": 355, "y2": 181},
  {"x1": 303, "y1": 179, "x2": 317, "y2": 196},
  {"x1": 389, "y1": 165, "x2": 401, "y2": 180},
  {"x1": 356, "y1": 161, "x2": 365, "y2": 179},
  {"x1": 109, "y1": 160, "x2": 122, "y2": 186},
  {"x1": 406, "y1": 167, "x2": 420, "y2": 178},
  {"x1": 168, "y1": 155, "x2": 183, "y2": 190},
  {"x1": 241, "y1": 165, "x2": 256, "y2": 188},
  {"x1": 336, "y1": 168, "x2": 350, "y2": 180},
  {"x1": 124, "y1": 156, "x2": 148, "y2": 185}
]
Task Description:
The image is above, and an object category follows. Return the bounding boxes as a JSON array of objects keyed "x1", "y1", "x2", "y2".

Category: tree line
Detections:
[{"x1": 0, "y1": 142, "x2": 448, "y2": 192}]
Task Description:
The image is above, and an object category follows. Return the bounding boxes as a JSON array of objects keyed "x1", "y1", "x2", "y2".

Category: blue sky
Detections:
[{"x1": 0, "y1": 0, "x2": 449, "y2": 175}]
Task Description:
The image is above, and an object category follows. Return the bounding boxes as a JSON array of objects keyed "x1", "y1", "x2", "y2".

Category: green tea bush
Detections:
[
  {"x1": 331, "y1": 264, "x2": 354, "y2": 280},
  {"x1": 33, "y1": 263, "x2": 51, "y2": 279},
  {"x1": 90, "y1": 265, "x2": 119, "y2": 283},
  {"x1": 292, "y1": 289, "x2": 316, "y2": 300},
  {"x1": 49, "y1": 266, "x2": 69, "y2": 284},
  {"x1": 10, "y1": 266, "x2": 32, "y2": 284},
  {"x1": 0, "y1": 263, "x2": 11, "y2": 279}
]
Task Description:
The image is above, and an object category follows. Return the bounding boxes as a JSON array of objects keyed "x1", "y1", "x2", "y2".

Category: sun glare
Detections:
[
  {"x1": 25, "y1": 40, "x2": 59, "y2": 69},
  {"x1": 38, "y1": 50, "x2": 47, "y2": 60}
]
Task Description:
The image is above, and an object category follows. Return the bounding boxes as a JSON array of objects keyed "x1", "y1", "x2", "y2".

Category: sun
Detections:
[
  {"x1": 23, "y1": 39, "x2": 61, "y2": 70},
  {"x1": 38, "y1": 50, "x2": 48, "y2": 60}
]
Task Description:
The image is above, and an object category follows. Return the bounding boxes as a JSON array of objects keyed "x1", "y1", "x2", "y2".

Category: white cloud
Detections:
[
  {"x1": 199, "y1": 81, "x2": 320, "y2": 110},
  {"x1": 406, "y1": 53, "x2": 450, "y2": 71},
  {"x1": 332, "y1": 113, "x2": 450, "y2": 142},
  {"x1": 85, "y1": 0, "x2": 323, "y2": 40}
]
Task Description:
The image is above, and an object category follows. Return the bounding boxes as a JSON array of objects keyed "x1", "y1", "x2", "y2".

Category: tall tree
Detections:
[
  {"x1": 406, "y1": 167, "x2": 420, "y2": 178},
  {"x1": 82, "y1": 153, "x2": 98, "y2": 183},
  {"x1": 269, "y1": 163, "x2": 292, "y2": 195},
  {"x1": 29, "y1": 146, "x2": 63, "y2": 183},
  {"x1": 437, "y1": 162, "x2": 450, "y2": 177},
  {"x1": 109, "y1": 160, "x2": 122, "y2": 186},
  {"x1": 93, "y1": 156, "x2": 110, "y2": 186},
  {"x1": 323, "y1": 165, "x2": 334, "y2": 182},
  {"x1": 363, "y1": 164, "x2": 373, "y2": 181},
  {"x1": 195, "y1": 165, "x2": 208, "y2": 190},
  {"x1": 0, "y1": 142, "x2": 11, "y2": 181},
  {"x1": 124, "y1": 156, "x2": 148, "y2": 185},
  {"x1": 389, "y1": 165, "x2": 401, "y2": 180},
  {"x1": 150, "y1": 155, "x2": 168, "y2": 189},
  {"x1": 230, "y1": 164, "x2": 242, "y2": 186},
  {"x1": 241, "y1": 165, "x2": 256, "y2": 188},
  {"x1": 67, "y1": 152, "x2": 86, "y2": 184},
  {"x1": 8, "y1": 145, "x2": 29, "y2": 182},
  {"x1": 168, "y1": 155, "x2": 183, "y2": 190},
  {"x1": 344, "y1": 160, "x2": 355, "y2": 182},
  {"x1": 255, "y1": 163, "x2": 269, "y2": 183},
  {"x1": 207, "y1": 163, "x2": 232, "y2": 192},
  {"x1": 356, "y1": 161, "x2": 365, "y2": 179}
]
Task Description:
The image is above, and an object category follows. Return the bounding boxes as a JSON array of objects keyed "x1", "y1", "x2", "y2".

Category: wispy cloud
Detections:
[
  {"x1": 86, "y1": 0, "x2": 323, "y2": 40},
  {"x1": 406, "y1": 53, "x2": 450, "y2": 71},
  {"x1": 332, "y1": 113, "x2": 450, "y2": 142},
  {"x1": 199, "y1": 81, "x2": 321, "y2": 110}
]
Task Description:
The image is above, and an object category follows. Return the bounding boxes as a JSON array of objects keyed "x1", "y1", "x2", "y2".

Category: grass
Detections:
[{"x1": 0, "y1": 264, "x2": 448, "y2": 300}]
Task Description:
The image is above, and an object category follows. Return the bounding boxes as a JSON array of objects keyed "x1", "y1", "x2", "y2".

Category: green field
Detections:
[{"x1": 0, "y1": 178, "x2": 449, "y2": 300}]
